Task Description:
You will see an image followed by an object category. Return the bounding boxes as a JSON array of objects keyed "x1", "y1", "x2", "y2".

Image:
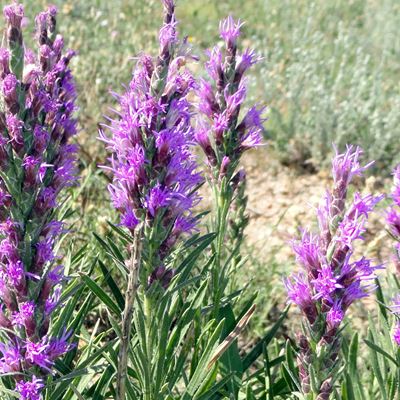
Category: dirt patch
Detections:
[{"x1": 241, "y1": 147, "x2": 391, "y2": 267}]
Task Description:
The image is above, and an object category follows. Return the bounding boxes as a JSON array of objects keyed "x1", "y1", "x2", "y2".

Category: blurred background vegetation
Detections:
[{"x1": 16, "y1": 0, "x2": 400, "y2": 171}]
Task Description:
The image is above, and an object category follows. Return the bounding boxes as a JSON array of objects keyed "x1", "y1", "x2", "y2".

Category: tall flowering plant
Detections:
[
  {"x1": 386, "y1": 165, "x2": 400, "y2": 345},
  {"x1": 285, "y1": 146, "x2": 382, "y2": 399},
  {"x1": 349, "y1": 164, "x2": 400, "y2": 399},
  {"x1": 100, "y1": 0, "x2": 204, "y2": 398},
  {"x1": 196, "y1": 16, "x2": 265, "y2": 307},
  {"x1": 0, "y1": 3, "x2": 78, "y2": 399}
]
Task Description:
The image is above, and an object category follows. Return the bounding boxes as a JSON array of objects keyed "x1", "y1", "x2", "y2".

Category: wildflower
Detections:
[
  {"x1": 15, "y1": 376, "x2": 44, "y2": 400},
  {"x1": 196, "y1": 16, "x2": 265, "y2": 180},
  {"x1": 286, "y1": 145, "x2": 382, "y2": 397},
  {"x1": 101, "y1": 0, "x2": 201, "y2": 264},
  {"x1": 0, "y1": 3, "x2": 77, "y2": 397},
  {"x1": 195, "y1": 15, "x2": 264, "y2": 309},
  {"x1": 387, "y1": 165, "x2": 400, "y2": 239},
  {"x1": 393, "y1": 323, "x2": 400, "y2": 346},
  {"x1": 101, "y1": 2, "x2": 201, "y2": 398}
]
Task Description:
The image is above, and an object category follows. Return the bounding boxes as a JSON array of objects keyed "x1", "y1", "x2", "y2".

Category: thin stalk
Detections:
[
  {"x1": 116, "y1": 227, "x2": 143, "y2": 400},
  {"x1": 143, "y1": 293, "x2": 153, "y2": 400},
  {"x1": 211, "y1": 183, "x2": 232, "y2": 316}
]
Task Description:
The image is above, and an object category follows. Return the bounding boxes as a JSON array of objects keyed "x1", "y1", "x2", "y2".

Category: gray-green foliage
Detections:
[{"x1": 256, "y1": 0, "x2": 400, "y2": 170}]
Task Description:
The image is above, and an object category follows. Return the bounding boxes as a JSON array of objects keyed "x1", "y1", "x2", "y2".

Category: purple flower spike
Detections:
[
  {"x1": 196, "y1": 15, "x2": 265, "y2": 183},
  {"x1": 0, "y1": 2, "x2": 77, "y2": 396},
  {"x1": 326, "y1": 301, "x2": 344, "y2": 331},
  {"x1": 101, "y1": 0, "x2": 201, "y2": 282},
  {"x1": 387, "y1": 165, "x2": 400, "y2": 242},
  {"x1": 284, "y1": 273, "x2": 317, "y2": 324},
  {"x1": 219, "y1": 16, "x2": 243, "y2": 48},
  {"x1": 393, "y1": 323, "x2": 400, "y2": 346},
  {"x1": 285, "y1": 145, "x2": 381, "y2": 397},
  {"x1": 330, "y1": 145, "x2": 374, "y2": 220},
  {"x1": 390, "y1": 296, "x2": 400, "y2": 346},
  {"x1": 16, "y1": 376, "x2": 44, "y2": 400}
]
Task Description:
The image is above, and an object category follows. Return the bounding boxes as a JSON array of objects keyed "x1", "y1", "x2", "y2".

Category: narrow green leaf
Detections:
[
  {"x1": 364, "y1": 339, "x2": 399, "y2": 367},
  {"x1": 80, "y1": 274, "x2": 121, "y2": 315},
  {"x1": 242, "y1": 306, "x2": 289, "y2": 371},
  {"x1": 98, "y1": 260, "x2": 125, "y2": 310}
]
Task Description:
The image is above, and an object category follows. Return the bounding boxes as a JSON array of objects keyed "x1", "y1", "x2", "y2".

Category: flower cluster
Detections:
[
  {"x1": 101, "y1": 0, "x2": 201, "y2": 286},
  {"x1": 0, "y1": 3, "x2": 77, "y2": 398},
  {"x1": 386, "y1": 164, "x2": 400, "y2": 346},
  {"x1": 390, "y1": 295, "x2": 400, "y2": 346},
  {"x1": 285, "y1": 146, "x2": 382, "y2": 397},
  {"x1": 386, "y1": 165, "x2": 400, "y2": 267},
  {"x1": 196, "y1": 16, "x2": 265, "y2": 182}
]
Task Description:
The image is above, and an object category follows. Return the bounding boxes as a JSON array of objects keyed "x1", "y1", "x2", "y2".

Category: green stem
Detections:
[
  {"x1": 143, "y1": 293, "x2": 153, "y2": 400},
  {"x1": 116, "y1": 227, "x2": 142, "y2": 400},
  {"x1": 211, "y1": 183, "x2": 231, "y2": 316}
]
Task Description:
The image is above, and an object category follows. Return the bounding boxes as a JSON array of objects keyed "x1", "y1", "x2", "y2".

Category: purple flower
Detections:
[
  {"x1": 46, "y1": 331, "x2": 73, "y2": 360},
  {"x1": 326, "y1": 301, "x2": 344, "y2": 331},
  {"x1": 101, "y1": 0, "x2": 201, "y2": 284},
  {"x1": 292, "y1": 230, "x2": 321, "y2": 276},
  {"x1": 0, "y1": 48, "x2": 10, "y2": 77},
  {"x1": 44, "y1": 286, "x2": 62, "y2": 314},
  {"x1": 330, "y1": 145, "x2": 373, "y2": 219},
  {"x1": 7, "y1": 260, "x2": 25, "y2": 289},
  {"x1": 145, "y1": 185, "x2": 170, "y2": 217},
  {"x1": 120, "y1": 210, "x2": 139, "y2": 230},
  {"x1": 196, "y1": 16, "x2": 264, "y2": 182},
  {"x1": 331, "y1": 145, "x2": 372, "y2": 189},
  {"x1": 2, "y1": 73, "x2": 18, "y2": 105},
  {"x1": 285, "y1": 146, "x2": 381, "y2": 396},
  {"x1": 387, "y1": 208, "x2": 400, "y2": 237},
  {"x1": 15, "y1": 376, "x2": 44, "y2": 400},
  {"x1": 12, "y1": 301, "x2": 35, "y2": 327},
  {"x1": 335, "y1": 214, "x2": 366, "y2": 248},
  {"x1": 393, "y1": 323, "x2": 400, "y2": 346},
  {"x1": 6, "y1": 113, "x2": 24, "y2": 148},
  {"x1": 25, "y1": 339, "x2": 52, "y2": 372},
  {"x1": 219, "y1": 16, "x2": 243, "y2": 47},
  {"x1": 341, "y1": 280, "x2": 370, "y2": 309},
  {"x1": 0, "y1": 343, "x2": 21, "y2": 373},
  {"x1": 0, "y1": 3, "x2": 77, "y2": 396},
  {"x1": 194, "y1": 128, "x2": 216, "y2": 166},
  {"x1": 236, "y1": 48, "x2": 261, "y2": 77},
  {"x1": 3, "y1": 3, "x2": 24, "y2": 28},
  {"x1": 312, "y1": 266, "x2": 343, "y2": 301},
  {"x1": 284, "y1": 273, "x2": 317, "y2": 323},
  {"x1": 387, "y1": 165, "x2": 400, "y2": 242}
]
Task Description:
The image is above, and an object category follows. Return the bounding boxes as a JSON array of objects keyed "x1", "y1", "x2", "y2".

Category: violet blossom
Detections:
[
  {"x1": 0, "y1": 3, "x2": 77, "y2": 398},
  {"x1": 196, "y1": 16, "x2": 265, "y2": 182},
  {"x1": 390, "y1": 295, "x2": 400, "y2": 346},
  {"x1": 386, "y1": 165, "x2": 400, "y2": 271},
  {"x1": 100, "y1": 0, "x2": 201, "y2": 288},
  {"x1": 386, "y1": 165, "x2": 400, "y2": 346},
  {"x1": 285, "y1": 145, "x2": 383, "y2": 397}
]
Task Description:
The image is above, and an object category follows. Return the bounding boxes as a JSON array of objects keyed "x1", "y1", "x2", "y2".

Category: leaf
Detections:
[
  {"x1": 366, "y1": 331, "x2": 388, "y2": 400},
  {"x1": 181, "y1": 319, "x2": 225, "y2": 399},
  {"x1": 242, "y1": 305, "x2": 289, "y2": 371},
  {"x1": 176, "y1": 233, "x2": 217, "y2": 283},
  {"x1": 364, "y1": 339, "x2": 399, "y2": 367},
  {"x1": 80, "y1": 273, "x2": 122, "y2": 316},
  {"x1": 375, "y1": 278, "x2": 388, "y2": 321},
  {"x1": 348, "y1": 332, "x2": 358, "y2": 375},
  {"x1": 195, "y1": 374, "x2": 233, "y2": 400},
  {"x1": 98, "y1": 260, "x2": 125, "y2": 310},
  {"x1": 342, "y1": 373, "x2": 356, "y2": 400},
  {"x1": 284, "y1": 340, "x2": 297, "y2": 392}
]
